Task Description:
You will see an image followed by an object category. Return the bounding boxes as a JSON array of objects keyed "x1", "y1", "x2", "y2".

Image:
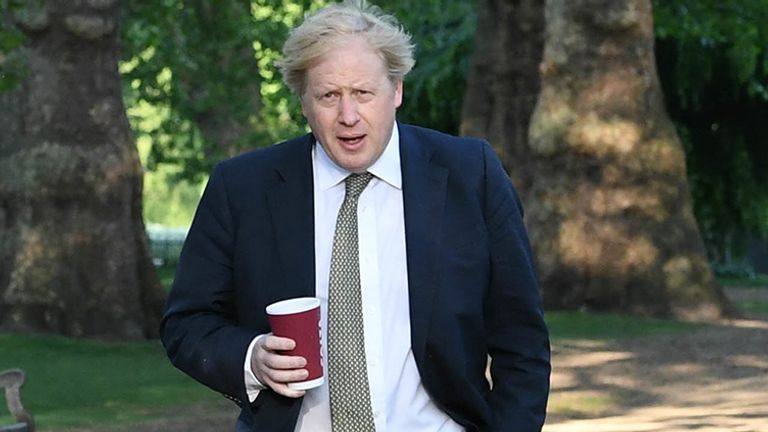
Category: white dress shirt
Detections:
[{"x1": 244, "y1": 123, "x2": 463, "y2": 431}]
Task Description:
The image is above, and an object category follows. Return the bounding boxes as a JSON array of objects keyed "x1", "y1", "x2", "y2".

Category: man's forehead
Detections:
[
  {"x1": 308, "y1": 74, "x2": 385, "y2": 88},
  {"x1": 305, "y1": 50, "x2": 388, "y2": 83}
]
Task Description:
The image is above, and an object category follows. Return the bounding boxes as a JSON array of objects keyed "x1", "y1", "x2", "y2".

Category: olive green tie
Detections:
[{"x1": 328, "y1": 172, "x2": 376, "y2": 432}]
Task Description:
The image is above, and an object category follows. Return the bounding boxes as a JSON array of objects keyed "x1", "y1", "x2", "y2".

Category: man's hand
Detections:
[{"x1": 251, "y1": 334, "x2": 309, "y2": 398}]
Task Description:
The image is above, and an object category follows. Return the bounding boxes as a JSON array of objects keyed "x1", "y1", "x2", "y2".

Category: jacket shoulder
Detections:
[
  {"x1": 216, "y1": 134, "x2": 313, "y2": 175},
  {"x1": 400, "y1": 123, "x2": 487, "y2": 149},
  {"x1": 399, "y1": 123, "x2": 492, "y2": 171}
]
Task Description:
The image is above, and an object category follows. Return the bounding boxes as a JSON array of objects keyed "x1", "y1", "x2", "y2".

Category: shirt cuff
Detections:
[{"x1": 244, "y1": 334, "x2": 268, "y2": 403}]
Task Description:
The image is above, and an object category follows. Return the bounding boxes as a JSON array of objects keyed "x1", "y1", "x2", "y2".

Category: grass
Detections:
[
  {"x1": 735, "y1": 300, "x2": 768, "y2": 315},
  {"x1": 718, "y1": 273, "x2": 768, "y2": 289},
  {"x1": 548, "y1": 390, "x2": 621, "y2": 418},
  {"x1": 0, "y1": 333, "x2": 220, "y2": 430},
  {"x1": 545, "y1": 310, "x2": 698, "y2": 342}
]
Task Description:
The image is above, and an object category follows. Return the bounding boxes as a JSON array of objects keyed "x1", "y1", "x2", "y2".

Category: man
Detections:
[{"x1": 160, "y1": 1, "x2": 550, "y2": 431}]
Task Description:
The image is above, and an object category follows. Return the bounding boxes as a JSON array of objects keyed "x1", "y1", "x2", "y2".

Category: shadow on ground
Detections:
[{"x1": 544, "y1": 287, "x2": 768, "y2": 432}]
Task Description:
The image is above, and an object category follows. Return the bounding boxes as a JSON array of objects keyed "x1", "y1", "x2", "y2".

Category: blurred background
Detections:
[{"x1": 1, "y1": 0, "x2": 766, "y2": 430}]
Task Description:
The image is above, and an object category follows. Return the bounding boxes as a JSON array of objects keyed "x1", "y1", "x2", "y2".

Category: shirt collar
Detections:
[{"x1": 313, "y1": 122, "x2": 402, "y2": 191}]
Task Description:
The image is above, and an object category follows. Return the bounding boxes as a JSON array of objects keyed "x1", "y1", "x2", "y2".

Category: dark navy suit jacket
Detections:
[{"x1": 160, "y1": 123, "x2": 550, "y2": 431}]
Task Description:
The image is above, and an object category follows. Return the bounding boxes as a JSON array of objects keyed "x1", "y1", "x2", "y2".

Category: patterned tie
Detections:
[{"x1": 328, "y1": 172, "x2": 376, "y2": 432}]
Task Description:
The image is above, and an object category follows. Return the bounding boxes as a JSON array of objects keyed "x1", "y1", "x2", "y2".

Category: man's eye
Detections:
[
  {"x1": 321, "y1": 92, "x2": 337, "y2": 100},
  {"x1": 356, "y1": 90, "x2": 374, "y2": 100}
]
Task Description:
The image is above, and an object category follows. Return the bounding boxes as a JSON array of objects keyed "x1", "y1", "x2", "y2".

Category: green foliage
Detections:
[
  {"x1": 0, "y1": 0, "x2": 25, "y2": 91},
  {"x1": 0, "y1": 333, "x2": 218, "y2": 428},
  {"x1": 121, "y1": 0, "x2": 308, "y2": 182},
  {"x1": 653, "y1": 0, "x2": 768, "y2": 258},
  {"x1": 131, "y1": 97, "x2": 205, "y2": 226},
  {"x1": 156, "y1": 264, "x2": 178, "y2": 291},
  {"x1": 143, "y1": 171, "x2": 203, "y2": 227},
  {"x1": 389, "y1": 0, "x2": 476, "y2": 134},
  {"x1": 249, "y1": 0, "x2": 325, "y2": 140},
  {"x1": 124, "y1": 0, "x2": 324, "y2": 221}
]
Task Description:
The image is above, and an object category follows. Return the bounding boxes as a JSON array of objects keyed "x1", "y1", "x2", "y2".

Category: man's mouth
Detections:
[{"x1": 338, "y1": 134, "x2": 366, "y2": 146}]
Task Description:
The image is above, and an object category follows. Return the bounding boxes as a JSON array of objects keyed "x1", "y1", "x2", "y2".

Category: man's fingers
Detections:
[
  {"x1": 261, "y1": 334, "x2": 296, "y2": 351},
  {"x1": 261, "y1": 366, "x2": 309, "y2": 385},
  {"x1": 251, "y1": 334, "x2": 309, "y2": 397},
  {"x1": 256, "y1": 356, "x2": 309, "y2": 399},
  {"x1": 257, "y1": 335, "x2": 307, "y2": 369},
  {"x1": 263, "y1": 354, "x2": 307, "y2": 370},
  {"x1": 267, "y1": 381, "x2": 307, "y2": 399}
]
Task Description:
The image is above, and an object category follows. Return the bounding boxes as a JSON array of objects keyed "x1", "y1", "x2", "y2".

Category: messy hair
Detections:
[{"x1": 275, "y1": 0, "x2": 415, "y2": 95}]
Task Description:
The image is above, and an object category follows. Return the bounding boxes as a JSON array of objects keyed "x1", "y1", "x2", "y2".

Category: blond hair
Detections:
[{"x1": 276, "y1": 0, "x2": 415, "y2": 95}]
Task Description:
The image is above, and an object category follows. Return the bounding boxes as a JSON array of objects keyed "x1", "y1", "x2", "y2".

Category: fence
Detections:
[{"x1": 146, "y1": 224, "x2": 188, "y2": 267}]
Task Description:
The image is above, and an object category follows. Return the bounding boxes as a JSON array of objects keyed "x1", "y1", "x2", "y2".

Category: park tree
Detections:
[
  {"x1": 522, "y1": 0, "x2": 731, "y2": 318},
  {"x1": 0, "y1": 0, "x2": 164, "y2": 339},
  {"x1": 460, "y1": 0, "x2": 544, "y2": 194}
]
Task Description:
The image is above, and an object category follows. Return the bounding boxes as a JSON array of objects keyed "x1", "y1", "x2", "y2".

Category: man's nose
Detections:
[{"x1": 338, "y1": 96, "x2": 360, "y2": 126}]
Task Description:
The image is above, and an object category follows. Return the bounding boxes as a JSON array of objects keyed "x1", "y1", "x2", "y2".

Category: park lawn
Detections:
[
  {"x1": 718, "y1": 273, "x2": 768, "y2": 289},
  {"x1": 545, "y1": 310, "x2": 697, "y2": 342},
  {"x1": 735, "y1": 300, "x2": 768, "y2": 315},
  {"x1": 547, "y1": 389, "x2": 620, "y2": 418},
  {"x1": 0, "y1": 332, "x2": 220, "y2": 430}
]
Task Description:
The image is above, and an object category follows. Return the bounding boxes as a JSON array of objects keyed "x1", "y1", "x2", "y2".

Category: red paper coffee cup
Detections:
[{"x1": 266, "y1": 297, "x2": 324, "y2": 390}]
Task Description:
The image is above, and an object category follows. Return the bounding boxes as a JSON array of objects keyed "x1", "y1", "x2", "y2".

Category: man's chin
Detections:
[
  {"x1": 327, "y1": 147, "x2": 373, "y2": 173},
  {"x1": 337, "y1": 156, "x2": 373, "y2": 173}
]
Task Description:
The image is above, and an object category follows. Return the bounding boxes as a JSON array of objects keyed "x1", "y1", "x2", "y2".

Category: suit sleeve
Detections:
[
  {"x1": 159, "y1": 164, "x2": 259, "y2": 408},
  {"x1": 481, "y1": 142, "x2": 551, "y2": 431}
]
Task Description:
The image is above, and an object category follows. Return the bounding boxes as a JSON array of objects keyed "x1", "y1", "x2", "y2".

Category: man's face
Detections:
[{"x1": 301, "y1": 36, "x2": 403, "y2": 173}]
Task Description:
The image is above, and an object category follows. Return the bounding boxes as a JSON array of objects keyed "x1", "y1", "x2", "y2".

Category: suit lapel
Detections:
[
  {"x1": 266, "y1": 136, "x2": 316, "y2": 301},
  {"x1": 400, "y1": 125, "x2": 448, "y2": 365}
]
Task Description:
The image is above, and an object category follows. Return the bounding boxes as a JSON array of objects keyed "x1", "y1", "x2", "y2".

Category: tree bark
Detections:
[
  {"x1": 526, "y1": 0, "x2": 731, "y2": 318},
  {"x1": 0, "y1": 0, "x2": 164, "y2": 339},
  {"x1": 460, "y1": 0, "x2": 545, "y2": 194}
]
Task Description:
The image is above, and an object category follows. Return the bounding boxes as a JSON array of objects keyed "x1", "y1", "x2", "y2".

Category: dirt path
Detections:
[
  {"x1": 55, "y1": 399, "x2": 239, "y2": 432},
  {"x1": 58, "y1": 288, "x2": 767, "y2": 432},
  {"x1": 545, "y1": 287, "x2": 768, "y2": 432}
]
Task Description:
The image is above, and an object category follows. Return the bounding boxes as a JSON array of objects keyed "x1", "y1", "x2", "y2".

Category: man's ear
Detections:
[
  {"x1": 394, "y1": 80, "x2": 403, "y2": 108},
  {"x1": 299, "y1": 94, "x2": 308, "y2": 117}
]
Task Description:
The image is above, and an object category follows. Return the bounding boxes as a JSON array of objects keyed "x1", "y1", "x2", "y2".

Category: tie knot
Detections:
[{"x1": 345, "y1": 173, "x2": 373, "y2": 198}]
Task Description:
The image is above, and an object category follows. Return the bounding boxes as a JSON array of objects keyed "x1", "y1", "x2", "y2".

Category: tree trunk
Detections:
[
  {"x1": 526, "y1": 0, "x2": 731, "y2": 318},
  {"x1": 460, "y1": 0, "x2": 545, "y2": 194},
  {"x1": 0, "y1": 0, "x2": 164, "y2": 339}
]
